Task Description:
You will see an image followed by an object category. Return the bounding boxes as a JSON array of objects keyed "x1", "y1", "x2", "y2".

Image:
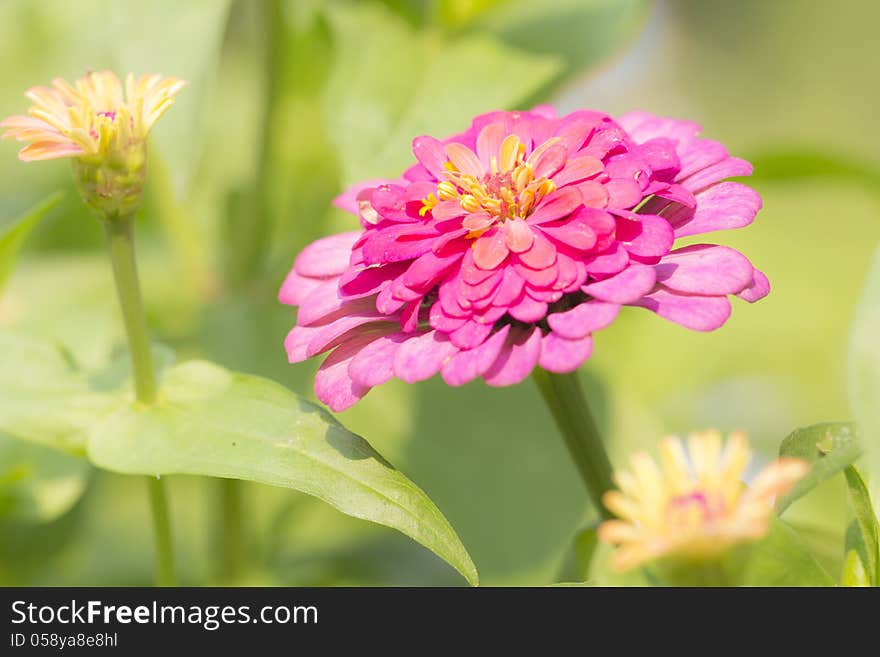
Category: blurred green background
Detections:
[{"x1": 1, "y1": 0, "x2": 877, "y2": 586}]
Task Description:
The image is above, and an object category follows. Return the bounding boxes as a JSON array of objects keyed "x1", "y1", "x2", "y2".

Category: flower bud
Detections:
[{"x1": 1, "y1": 70, "x2": 185, "y2": 220}]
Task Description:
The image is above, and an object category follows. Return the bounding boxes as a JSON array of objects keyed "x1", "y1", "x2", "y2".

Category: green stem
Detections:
[
  {"x1": 532, "y1": 369, "x2": 615, "y2": 519},
  {"x1": 146, "y1": 477, "x2": 176, "y2": 586},
  {"x1": 103, "y1": 214, "x2": 176, "y2": 586},
  {"x1": 104, "y1": 217, "x2": 157, "y2": 404},
  {"x1": 217, "y1": 478, "x2": 246, "y2": 582}
]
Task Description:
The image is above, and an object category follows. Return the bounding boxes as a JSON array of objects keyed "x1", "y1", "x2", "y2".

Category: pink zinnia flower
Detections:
[{"x1": 280, "y1": 107, "x2": 769, "y2": 411}]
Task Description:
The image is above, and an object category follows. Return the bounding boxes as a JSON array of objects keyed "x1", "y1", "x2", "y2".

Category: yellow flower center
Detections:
[{"x1": 420, "y1": 135, "x2": 558, "y2": 234}]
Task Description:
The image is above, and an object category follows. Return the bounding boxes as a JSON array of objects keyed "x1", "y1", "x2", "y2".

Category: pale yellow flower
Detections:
[
  {"x1": 1, "y1": 71, "x2": 185, "y2": 216},
  {"x1": 598, "y1": 430, "x2": 809, "y2": 572},
  {"x1": 1, "y1": 70, "x2": 185, "y2": 161}
]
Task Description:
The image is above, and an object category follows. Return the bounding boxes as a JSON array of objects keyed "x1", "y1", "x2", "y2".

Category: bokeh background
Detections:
[{"x1": 1, "y1": 0, "x2": 877, "y2": 586}]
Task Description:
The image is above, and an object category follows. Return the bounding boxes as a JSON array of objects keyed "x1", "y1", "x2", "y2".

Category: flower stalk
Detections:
[
  {"x1": 103, "y1": 212, "x2": 176, "y2": 586},
  {"x1": 532, "y1": 368, "x2": 615, "y2": 519},
  {"x1": 103, "y1": 215, "x2": 157, "y2": 403}
]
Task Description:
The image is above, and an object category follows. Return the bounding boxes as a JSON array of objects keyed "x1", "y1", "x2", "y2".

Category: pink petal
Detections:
[
  {"x1": 315, "y1": 335, "x2": 376, "y2": 412},
  {"x1": 284, "y1": 324, "x2": 323, "y2": 363},
  {"x1": 681, "y1": 157, "x2": 753, "y2": 192},
  {"x1": 529, "y1": 188, "x2": 583, "y2": 224},
  {"x1": 617, "y1": 112, "x2": 700, "y2": 150},
  {"x1": 473, "y1": 228, "x2": 510, "y2": 270},
  {"x1": 736, "y1": 268, "x2": 770, "y2": 303},
  {"x1": 556, "y1": 252, "x2": 585, "y2": 292},
  {"x1": 509, "y1": 295, "x2": 548, "y2": 323},
  {"x1": 582, "y1": 264, "x2": 657, "y2": 304},
  {"x1": 429, "y1": 302, "x2": 468, "y2": 332},
  {"x1": 654, "y1": 244, "x2": 754, "y2": 295},
  {"x1": 539, "y1": 333, "x2": 594, "y2": 373},
  {"x1": 547, "y1": 300, "x2": 620, "y2": 339},
  {"x1": 449, "y1": 320, "x2": 494, "y2": 350},
  {"x1": 432, "y1": 200, "x2": 467, "y2": 221},
  {"x1": 632, "y1": 138, "x2": 680, "y2": 179},
  {"x1": 462, "y1": 269, "x2": 503, "y2": 302},
  {"x1": 362, "y1": 227, "x2": 436, "y2": 264},
  {"x1": 412, "y1": 135, "x2": 448, "y2": 179},
  {"x1": 678, "y1": 139, "x2": 729, "y2": 180},
  {"x1": 438, "y1": 283, "x2": 469, "y2": 318},
  {"x1": 400, "y1": 299, "x2": 420, "y2": 332},
  {"x1": 333, "y1": 179, "x2": 393, "y2": 214},
  {"x1": 445, "y1": 143, "x2": 484, "y2": 177},
  {"x1": 348, "y1": 332, "x2": 407, "y2": 387},
  {"x1": 584, "y1": 244, "x2": 629, "y2": 276},
  {"x1": 514, "y1": 261, "x2": 558, "y2": 288},
  {"x1": 462, "y1": 211, "x2": 495, "y2": 232},
  {"x1": 476, "y1": 123, "x2": 506, "y2": 169},
  {"x1": 575, "y1": 180, "x2": 609, "y2": 208},
  {"x1": 370, "y1": 184, "x2": 415, "y2": 222},
  {"x1": 604, "y1": 178, "x2": 643, "y2": 209},
  {"x1": 459, "y1": 248, "x2": 495, "y2": 285},
  {"x1": 484, "y1": 327, "x2": 542, "y2": 386},
  {"x1": 306, "y1": 312, "x2": 390, "y2": 357},
  {"x1": 392, "y1": 330, "x2": 459, "y2": 383},
  {"x1": 279, "y1": 268, "x2": 325, "y2": 306},
  {"x1": 554, "y1": 111, "x2": 606, "y2": 153},
  {"x1": 552, "y1": 155, "x2": 604, "y2": 187},
  {"x1": 531, "y1": 143, "x2": 568, "y2": 179},
  {"x1": 296, "y1": 279, "x2": 347, "y2": 325},
  {"x1": 504, "y1": 219, "x2": 535, "y2": 253},
  {"x1": 18, "y1": 142, "x2": 85, "y2": 161},
  {"x1": 536, "y1": 209, "x2": 597, "y2": 251},
  {"x1": 492, "y1": 266, "x2": 525, "y2": 306},
  {"x1": 376, "y1": 286, "x2": 407, "y2": 314},
  {"x1": 473, "y1": 304, "x2": 507, "y2": 324},
  {"x1": 516, "y1": 230, "x2": 557, "y2": 269},
  {"x1": 617, "y1": 213, "x2": 675, "y2": 259},
  {"x1": 294, "y1": 231, "x2": 361, "y2": 278},
  {"x1": 631, "y1": 288, "x2": 731, "y2": 331},
  {"x1": 339, "y1": 262, "x2": 406, "y2": 299},
  {"x1": 673, "y1": 182, "x2": 762, "y2": 238},
  {"x1": 402, "y1": 250, "x2": 462, "y2": 290},
  {"x1": 441, "y1": 325, "x2": 511, "y2": 386}
]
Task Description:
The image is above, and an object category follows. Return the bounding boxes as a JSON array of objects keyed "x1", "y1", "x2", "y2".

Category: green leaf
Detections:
[
  {"x1": 0, "y1": 432, "x2": 90, "y2": 523},
  {"x1": 742, "y1": 520, "x2": 835, "y2": 586},
  {"x1": 322, "y1": 2, "x2": 562, "y2": 184},
  {"x1": 0, "y1": 193, "x2": 62, "y2": 296},
  {"x1": 555, "y1": 525, "x2": 599, "y2": 583},
  {"x1": 777, "y1": 422, "x2": 862, "y2": 513},
  {"x1": 843, "y1": 466, "x2": 879, "y2": 585},
  {"x1": 86, "y1": 361, "x2": 478, "y2": 586},
  {"x1": 842, "y1": 521, "x2": 872, "y2": 586},
  {"x1": 0, "y1": 331, "x2": 119, "y2": 455},
  {"x1": 849, "y1": 242, "x2": 880, "y2": 501}
]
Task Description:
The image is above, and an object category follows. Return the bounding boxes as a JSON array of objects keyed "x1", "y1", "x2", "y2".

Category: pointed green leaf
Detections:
[
  {"x1": 0, "y1": 193, "x2": 62, "y2": 296},
  {"x1": 843, "y1": 466, "x2": 879, "y2": 586},
  {"x1": 742, "y1": 520, "x2": 835, "y2": 587},
  {"x1": 87, "y1": 361, "x2": 478, "y2": 585},
  {"x1": 842, "y1": 521, "x2": 872, "y2": 587},
  {"x1": 777, "y1": 422, "x2": 862, "y2": 513}
]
